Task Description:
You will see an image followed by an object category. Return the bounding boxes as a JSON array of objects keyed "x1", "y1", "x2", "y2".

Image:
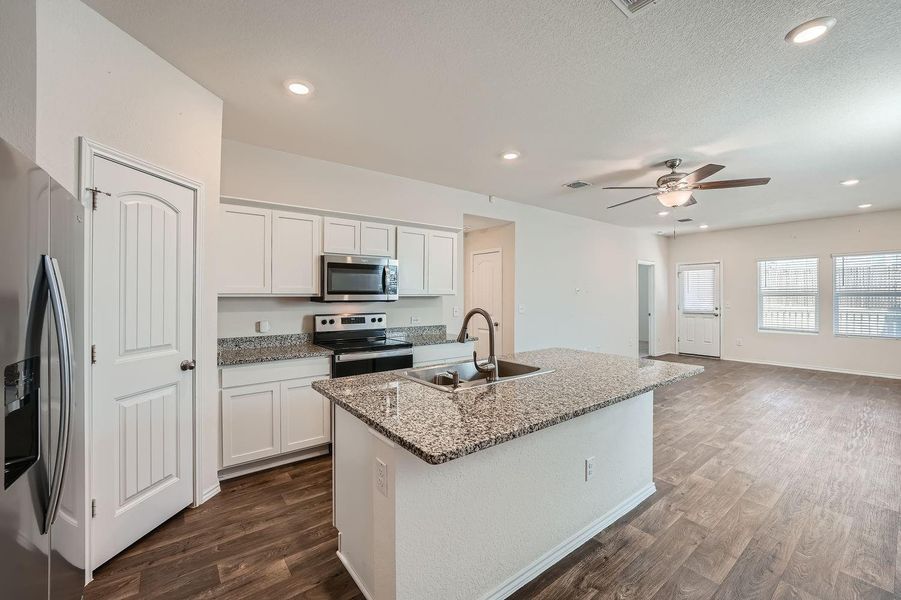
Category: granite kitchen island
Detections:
[{"x1": 313, "y1": 349, "x2": 702, "y2": 600}]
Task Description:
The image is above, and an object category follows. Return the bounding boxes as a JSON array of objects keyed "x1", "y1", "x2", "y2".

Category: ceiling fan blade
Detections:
[
  {"x1": 693, "y1": 177, "x2": 771, "y2": 190},
  {"x1": 607, "y1": 193, "x2": 658, "y2": 209},
  {"x1": 678, "y1": 164, "x2": 725, "y2": 185},
  {"x1": 682, "y1": 196, "x2": 698, "y2": 207},
  {"x1": 601, "y1": 186, "x2": 659, "y2": 190}
]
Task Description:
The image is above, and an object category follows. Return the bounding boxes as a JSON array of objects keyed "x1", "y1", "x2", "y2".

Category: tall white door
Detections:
[
  {"x1": 470, "y1": 250, "x2": 503, "y2": 357},
  {"x1": 677, "y1": 263, "x2": 721, "y2": 357},
  {"x1": 90, "y1": 156, "x2": 196, "y2": 567}
]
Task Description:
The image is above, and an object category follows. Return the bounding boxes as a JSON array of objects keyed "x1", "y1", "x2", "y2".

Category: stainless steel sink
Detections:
[{"x1": 403, "y1": 359, "x2": 553, "y2": 392}]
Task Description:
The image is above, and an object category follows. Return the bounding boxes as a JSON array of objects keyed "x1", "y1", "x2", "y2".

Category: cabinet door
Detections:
[
  {"x1": 219, "y1": 205, "x2": 271, "y2": 294},
  {"x1": 428, "y1": 231, "x2": 458, "y2": 295},
  {"x1": 281, "y1": 376, "x2": 330, "y2": 453},
  {"x1": 221, "y1": 382, "x2": 281, "y2": 467},
  {"x1": 360, "y1": 221, "x2": 396, "y2": 257},
  {"x1": 397, "y1": 226, "x2": 429, "y2": 295},
  {"x1": 272, "y1": 210, "x2": 321, "y2": 295},
  {"x1": 323, "y1": 217, "x2": 361, "y2": 254}
]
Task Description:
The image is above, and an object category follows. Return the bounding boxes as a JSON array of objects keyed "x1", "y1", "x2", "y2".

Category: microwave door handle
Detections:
[
  {"x1": 382, "y1": 265, "x2": 389, "y2": 295},
  {"x1": 43, "y1": 256, "x2": 74, "y2": 533}
]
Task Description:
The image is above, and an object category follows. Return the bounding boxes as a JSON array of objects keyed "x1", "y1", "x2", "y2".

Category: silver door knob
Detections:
[{"x1": 180, "y1": 359, "x2": 196, "y2": 371}]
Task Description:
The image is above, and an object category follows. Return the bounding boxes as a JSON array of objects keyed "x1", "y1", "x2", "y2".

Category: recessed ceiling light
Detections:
[
  {"x1": 858, "y1": 203, "x2": 872, "y2": 209},
  {"x1": 285, "y1": 80, "x2": 313, "y2": 95},
  {"x1": 657, "y1": 211, "x2": 669, "y2": 216},
  {"x1": 840, "y1": 179, "x2": 860, "y2": 186},
  {"x1": 785, "y1": 17, "x2": 836, "y2": 45},
  {"x1": 699, "y1": 224, "x2": 709, "y2": 229},
  {"x1": 502, "y1": 152, "x2": 520, "y2": 161}
]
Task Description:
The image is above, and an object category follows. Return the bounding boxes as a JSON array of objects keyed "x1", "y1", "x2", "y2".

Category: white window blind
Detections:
[
  {"x1": 833, "y1": 252, "x2": 901, "y2": 338},
  {"x1": 680, "y1": 268, "x2": 716, "y2": 313},
  {"x1": 757, "y1": 258, "x2": 819, "y2": 333}
]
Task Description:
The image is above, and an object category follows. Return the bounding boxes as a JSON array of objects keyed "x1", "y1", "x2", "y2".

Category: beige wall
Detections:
[
  {"x1": 221, "y1": 139, "x2": 673, "y2": 357},
  {"x1": 669, "y1": 210, "x2": 901, "y2": 378},
  {"x1": 34, "y1": 0, "x2": 224, "y2": 499},
  {"x1": 463, "y1": 223, "x2": 516, "y2": 355},
  {"x1": 0, "y1": 0, "x2": 37, "y2": 158}
]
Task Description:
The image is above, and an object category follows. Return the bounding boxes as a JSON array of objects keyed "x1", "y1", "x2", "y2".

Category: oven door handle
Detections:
[{"x1": 334, "y1": 349, "x2": 413, "y2": 362}]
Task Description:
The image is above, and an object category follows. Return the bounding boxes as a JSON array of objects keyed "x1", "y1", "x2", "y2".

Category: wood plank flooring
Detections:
[{"x1": 85, "y1": 355, "x2": 901, "y2": 600}]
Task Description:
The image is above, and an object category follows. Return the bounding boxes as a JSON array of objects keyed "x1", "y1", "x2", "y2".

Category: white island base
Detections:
[{"x1": 332, "y1": 391, "x2": 655, "y2": 600}]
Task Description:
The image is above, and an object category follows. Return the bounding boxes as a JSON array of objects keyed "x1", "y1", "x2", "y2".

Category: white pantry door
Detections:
[
  {"x1": 91, "y1": 156, "x2": 196, "y2": 567},
  {"x1": 677, "y1": 263, "x2": 721, "y2": 357},
  {"x1": 470, "y1": 249, "x2": 503, "y2": 357}
]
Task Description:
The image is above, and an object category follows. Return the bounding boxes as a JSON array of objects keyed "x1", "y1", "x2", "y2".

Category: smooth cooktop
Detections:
[{"x1": 315, "y1": 336, "x2": 412, "y2": 354}]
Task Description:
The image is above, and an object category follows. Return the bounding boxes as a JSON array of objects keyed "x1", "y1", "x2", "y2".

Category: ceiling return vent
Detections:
[
  {"x1": 563, "y1": 180, "x2": 592, "y2": 189},
  {"x1": 610, "y1": 0, "x2": 659, "y2": 17}
]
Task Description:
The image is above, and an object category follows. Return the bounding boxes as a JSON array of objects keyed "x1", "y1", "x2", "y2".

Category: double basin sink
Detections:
[{"x1": 403, "y1": 359, "x2": 552, "y2": 392}]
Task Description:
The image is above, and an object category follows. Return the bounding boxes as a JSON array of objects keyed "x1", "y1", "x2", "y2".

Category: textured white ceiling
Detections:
[{"x1": 84, "y1": 0, "x2": 901, "y2": 234}]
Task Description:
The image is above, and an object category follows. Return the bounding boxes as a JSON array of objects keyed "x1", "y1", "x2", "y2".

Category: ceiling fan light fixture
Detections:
[
  {"x1": 657, "y1": 190, "x2": 693, "y2": 208},
  {"x1": 785, "y1": 17, "x2": 836, "y2": 45}
]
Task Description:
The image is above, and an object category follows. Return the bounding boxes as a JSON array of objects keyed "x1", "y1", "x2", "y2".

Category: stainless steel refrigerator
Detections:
[{"x1": 1, "y1": 137, "x2": 86, "y2": 599}]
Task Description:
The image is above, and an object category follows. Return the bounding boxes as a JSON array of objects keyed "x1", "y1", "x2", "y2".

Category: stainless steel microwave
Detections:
[{"x1": 314, "y1": 254, "x2": 399, "y2": 302}]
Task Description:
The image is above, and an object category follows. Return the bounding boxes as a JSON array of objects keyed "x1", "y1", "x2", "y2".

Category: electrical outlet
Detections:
[
  {"x1": 585, "y1": 457, "x2": 595, "y2": 481},
  {"x1": 375, "y1": 458, "x2": 388, "y2": 497},
  {"x1": 453, "y1": 306, "x2": 461, "y2": 317},
  {"x1": 256, "y1": 320, "x2": 271, "y2": 333},
  {"x1": 410, "y1": 316, "x2": 421, "y2": 325},
  {"x1": 736, "y1": 338, "x2": 743, "y2": 346},
  {"x1": 518, "y1": 304, "x2": 526, "y2": 314}
]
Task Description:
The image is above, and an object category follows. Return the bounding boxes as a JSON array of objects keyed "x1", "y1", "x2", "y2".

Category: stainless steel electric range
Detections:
[{"x1": 313, "y1": 313, "x2": 413, "y2": 378}]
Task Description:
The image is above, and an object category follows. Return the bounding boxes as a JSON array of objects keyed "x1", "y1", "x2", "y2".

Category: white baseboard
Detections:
[
  {"x1": 217, "y1": 445, "x2": 330, "y2": 481},
  {"x1": 337, "y1": 550, "x2": 374, "y2": 600},
  {"x1": 482, "y1": 482, "x2": 657, "y2": 600},
  {"x1": 199, "y1": 483, "x2": 221, "y2": 505},
  {"x1": 724, "y1": 356, "x2": 900, "y2": 380}
]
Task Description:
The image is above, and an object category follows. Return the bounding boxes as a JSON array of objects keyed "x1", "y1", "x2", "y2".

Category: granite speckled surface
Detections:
[
  {"x1": 386, "y1": 324, "x2": 477, "y2": 346},
  {"x1": 217, "y1": 333, "x2": 332, "y2": 366},
  {"x1": 312, "y1": 348, "x2": 703, "y2": 465}
]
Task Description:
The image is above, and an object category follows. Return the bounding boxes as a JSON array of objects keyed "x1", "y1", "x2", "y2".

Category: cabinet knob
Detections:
[{"x1": 180, "y1": 359, "x2": 196, "y2": 371}]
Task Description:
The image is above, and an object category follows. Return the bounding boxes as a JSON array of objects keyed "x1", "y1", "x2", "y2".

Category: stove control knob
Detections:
[
  {"x1": 377, "y1": 317, "x2": 383, "y2": 322},
  {"x1": 329, "y1": 319, "x2": 335, "y2": 325},
  {"x1": 371, "y1": 317, "x2": 376, "y2": 323},
  {"x1": 320, "y1": 319, "x2": 327, "y2": 325}
]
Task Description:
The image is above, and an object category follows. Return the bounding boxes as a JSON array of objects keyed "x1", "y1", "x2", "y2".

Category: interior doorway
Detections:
[
  {"x1": 463, "y1": 215, "x2": 515, "y2": 355},
  {"x1": 637, "y1": 262, "x2": 655, "y2": 357}
]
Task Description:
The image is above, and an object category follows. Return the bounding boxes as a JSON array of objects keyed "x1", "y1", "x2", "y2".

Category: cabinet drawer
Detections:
[{"x1": 220, "y1": 357, "x2": 331, "y2": 389}]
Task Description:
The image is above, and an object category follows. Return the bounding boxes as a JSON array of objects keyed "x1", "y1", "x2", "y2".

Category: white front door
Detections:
[
  {"x1": 90, "y1": 156, "x2": 196, "y2": 567},
  {"x1": 678, "y1": 263, "x2": 721, "y2": 357},
  {"x1": 470, "y1": 249, "x2": 503, "y2": 357}
]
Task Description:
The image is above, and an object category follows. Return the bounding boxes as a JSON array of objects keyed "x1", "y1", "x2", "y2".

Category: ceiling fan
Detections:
[{"x1": 604, "y1": 158, "x2": 771, "y2": 209}]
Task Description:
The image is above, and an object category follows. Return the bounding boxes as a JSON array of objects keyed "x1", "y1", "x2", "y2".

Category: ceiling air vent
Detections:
[
  {"x1": 563, "y1": 180, "x2": 592, "y2": 189},
  {"x1": 610, "y1": 0, "x2": 659, "y2": 17},
  {"x1": 677, "y1": 217, "x2": 693, "y2": 223}
]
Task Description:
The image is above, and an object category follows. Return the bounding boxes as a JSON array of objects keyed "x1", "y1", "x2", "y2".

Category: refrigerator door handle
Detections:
[{"x1": 43, "y1": 256, "x2": 74, "y2": 533}]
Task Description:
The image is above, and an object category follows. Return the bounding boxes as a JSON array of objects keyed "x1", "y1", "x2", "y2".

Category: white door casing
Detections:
[
  {"x1": 90, "y1": 156, "x2": 196, "y2": 567},
  {"x1": 677, "y1": 263, "x2": 721, "y2": 357},
  {"x1": 470, "y1": 249, "x2": 503, "y2": 357}
]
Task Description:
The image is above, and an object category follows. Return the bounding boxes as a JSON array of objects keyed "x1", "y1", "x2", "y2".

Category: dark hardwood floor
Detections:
[{"x1": 85, "y1": 355, "x2": 901, "y2": 600}]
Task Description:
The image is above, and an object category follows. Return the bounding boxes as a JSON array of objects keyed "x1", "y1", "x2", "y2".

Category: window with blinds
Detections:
[
  {"x1": 757, "y1": 258, "x2": 819, "y2": 333},
  {"x1": 680, "y1": 268, "x2": 716, "y2": 313},
  {"x1": 833, "y1": 252, "x2": 901, "y2": 338}
]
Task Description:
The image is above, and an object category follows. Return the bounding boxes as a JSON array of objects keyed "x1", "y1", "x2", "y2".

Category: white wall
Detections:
[
  {"x1": 220, "y1": 139, "x2": 673, "y2": 357},
  {"x1": 669, "y1": 210, "x2": 901, "y2": 378},
  {"x1": 34, "y1": 0, "x2": 224, "y2": 501},
  {"x1": 0, "y1": 0, "x2": 37, "y2": 158}
]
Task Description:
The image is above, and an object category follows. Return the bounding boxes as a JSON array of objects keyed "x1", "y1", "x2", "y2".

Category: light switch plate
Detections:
[{"x1": 410, "y1": 316, "x2": 422, "y2": 325}]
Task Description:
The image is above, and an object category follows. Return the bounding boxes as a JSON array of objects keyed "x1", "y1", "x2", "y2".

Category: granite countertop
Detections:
[
  {"x1": 218, "y1": 334, "x2": 332, "y2": 366},
  {"x1": 312, "y1": 348, "x2": 703, "y2": 465}
]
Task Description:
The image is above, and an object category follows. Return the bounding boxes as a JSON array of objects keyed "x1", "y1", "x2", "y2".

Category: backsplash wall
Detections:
[{"x1": 217, "y1": 296, "x2": 451, "y2": 337}]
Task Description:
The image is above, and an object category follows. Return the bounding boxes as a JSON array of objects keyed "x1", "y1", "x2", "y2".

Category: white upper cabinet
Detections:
[
  {"x1": 397, "y1": 227, "x2": 457, "y2": 296},
  {"x1": 271, "y1": 210, "x2": 321, "y2": 295},
  {"x1": 323, "y1": 217, "x2": 362, "y2": 255},
  {"x1": 428, "y1": 231, "x2": 458, "y2": 295},
  {"x1": 219, "y1": 204, "x2": 271, "y2": 294},
  {"x1": 397, "y1": 226, "x2": 429, "y2": 295},
  {"x1": 360, "y1": 222, "x2": 396, "y2": 257}
]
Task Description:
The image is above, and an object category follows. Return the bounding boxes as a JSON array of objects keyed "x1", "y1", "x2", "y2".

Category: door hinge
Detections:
[
  {"x1": 86, "y1": 186, "x2": 110, "y2": 211},
  {"x1": 91, "y1": 344, "x2": 97, "y2": 364},
  {"x1": 91, "y1": 499, "x2": 97, "y2": 518}
]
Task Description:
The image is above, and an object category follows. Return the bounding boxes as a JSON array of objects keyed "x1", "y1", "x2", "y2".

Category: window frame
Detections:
[
  {"x1": 832, "y1": 250, "x2": 901, "y2": 340},
  {"x1": 756, "y1": 255, "x2": 820, "y2": 335}
]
